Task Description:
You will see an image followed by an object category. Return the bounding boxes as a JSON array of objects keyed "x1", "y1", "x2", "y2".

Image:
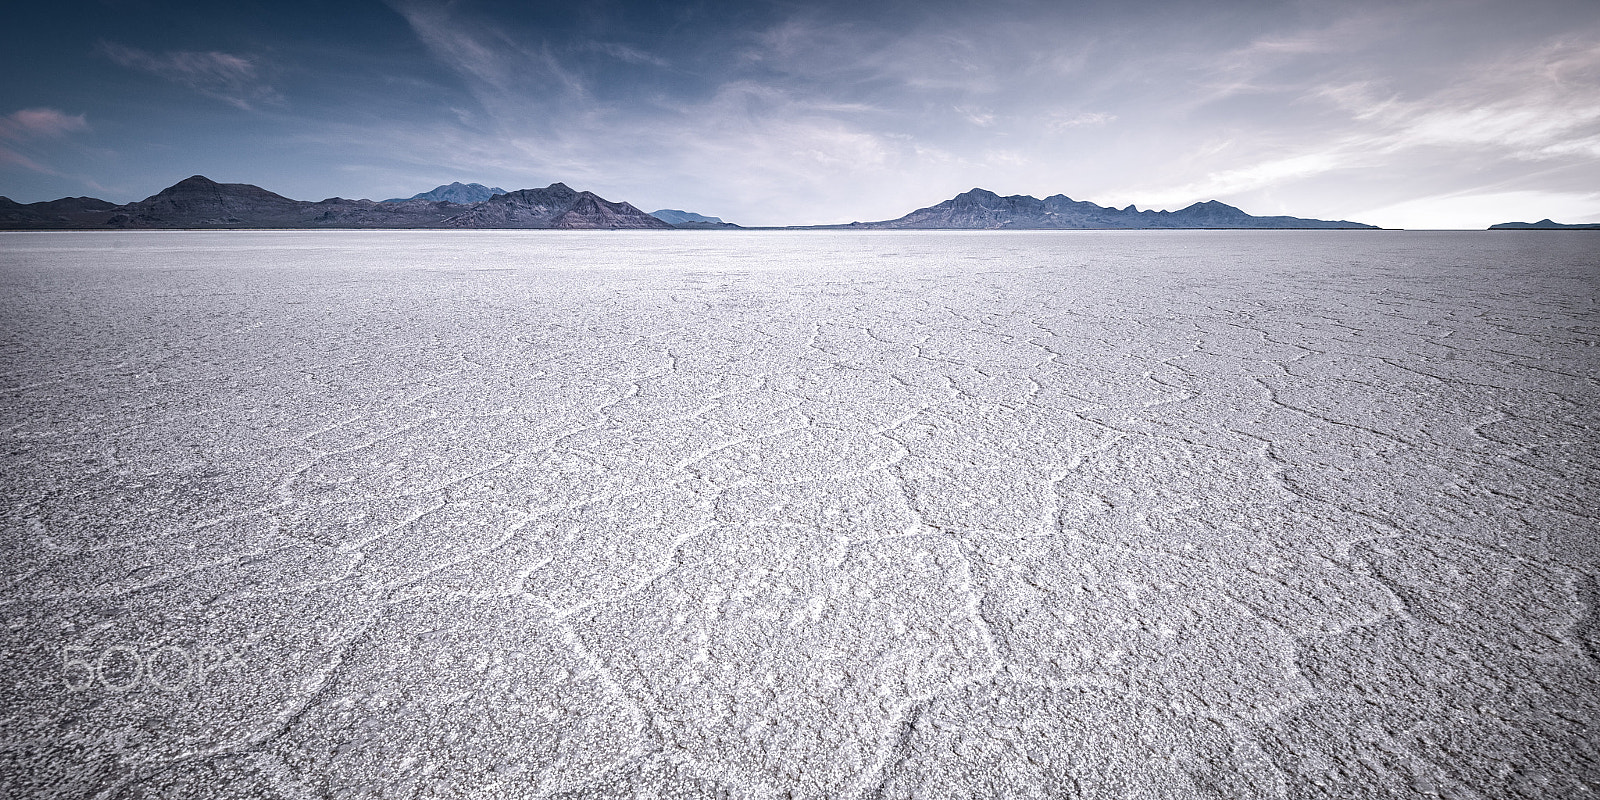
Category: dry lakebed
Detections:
[{"x1": 1, "y1": 229, "x2": 1596, "y2": 798}]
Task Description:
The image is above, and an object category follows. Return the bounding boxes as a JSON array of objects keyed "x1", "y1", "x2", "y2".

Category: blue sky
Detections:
[{"x1": 3, "y1": 0, "x2": 1598, "y2": 227}]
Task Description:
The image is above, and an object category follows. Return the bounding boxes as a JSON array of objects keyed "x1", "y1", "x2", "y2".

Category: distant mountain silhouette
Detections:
[
  {"x1": 1488, "y1": 219, "x2": 1600, "y2": 230},
  {"x1": 0, "y1": 195, "x2": 118, "y2": 227},
  {"x1": 651, "y1": 209, "x2": 740, "y2": 228},
  {"x1": 1, "y1": 179, "x2": 1387, "y2": 230},
  {"x1": 444, "y1": 183, "x2": 671, "y2": 229},
  {"x1": 0, "y1": 176, "x2": 668, "y2": 229},
  {"x1": 820, "y1": 188, "x2": 1377, "y2": 229},
  {"x1": 383, "y1": 182, "x2": 507, "y2": 204},
  {"x1": 106, "y1": 175, "x2": 304, "y2": 227}
]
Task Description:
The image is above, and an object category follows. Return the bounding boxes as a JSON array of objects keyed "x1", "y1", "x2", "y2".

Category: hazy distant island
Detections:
[
  {"x1": 382, "y1": 182, "x2": 507, "y2": 204},
  {"x1": 811, "y1": 187, "x2": 1378, "y2": 230},
  {"x1": 0, "y1": 177, "x2": 1381, "y2": 230},
  {"x1": 651, "y1": 209, "x2": 741, "y2": 229},
  {"x1": 1488, "y1": 219, "x2": 1600, "y2": 230}
]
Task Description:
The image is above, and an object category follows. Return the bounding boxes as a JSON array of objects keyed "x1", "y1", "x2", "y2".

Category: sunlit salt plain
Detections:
[{"x1": 1, "y1": 230, "x2": 1596, "y2": 799}]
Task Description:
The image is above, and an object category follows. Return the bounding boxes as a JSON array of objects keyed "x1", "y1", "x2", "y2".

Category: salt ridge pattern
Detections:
[{"x1": 1, "y1": 230, "x2": 1595, "y2": 798}]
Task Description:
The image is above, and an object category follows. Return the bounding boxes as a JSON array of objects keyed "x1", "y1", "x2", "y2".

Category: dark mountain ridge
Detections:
[
  {"x1": 1489, "y1": 219, "x2": 1600, "y2": 230},
  {"x1": 4, "y1": 179, "x2": 1381, "y2": 230},
  {"x1": 0, "y1": 176, "x2": 669, "y2": 230},
  {"x1": 444, "y1": 183, "x2": 669, "y2": 229},
  {"x1": 823, "y1": 188, "x2": 1377, "y2": 229},
  {"x1": 0, "y1": 195, "x2": 119, "y2": 227}
]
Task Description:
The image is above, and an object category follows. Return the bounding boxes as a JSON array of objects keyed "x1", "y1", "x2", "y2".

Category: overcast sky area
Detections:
[{"x1": 2, "y1": 0, "x2": 1598, "y2": 228}]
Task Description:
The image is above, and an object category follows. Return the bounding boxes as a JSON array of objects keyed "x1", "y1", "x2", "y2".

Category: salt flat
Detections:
[{"x1": 1, "y1": 230, "x2": 1595, "y2": 798}]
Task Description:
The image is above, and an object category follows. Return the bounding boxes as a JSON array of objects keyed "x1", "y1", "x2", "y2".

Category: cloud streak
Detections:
[
  {"x1": 1332, "y1": 40, "x2": 1600, "y2": 159},
  {"x1": 0, "y1": 107, "x2": 89, "y2": 176},
  {"x1": 0, "y1": 108, "x2": 88, "y2": 139},
  {"x1": 1100, "y1": 7, "x2": 1600, "y2": 225},
  {"x1": 99, "y1": 42, "x2": 282, "y2": 110},
  {"x1": 385, "y1": 1, "x2": 587, "y2": 103},
  {"x1": 582, "y1": 41, "x2": 670, "y2": 68}
]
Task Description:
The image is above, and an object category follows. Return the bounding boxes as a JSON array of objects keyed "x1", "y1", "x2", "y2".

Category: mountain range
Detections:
[
  {"x1": 0, "y1": 176, "x2": 669, "y2": 230},
  {"x1": 821, "y1": 188, "x2": 1377, "y2": 229},
  {"x1": 1, "y1": 178, "x2": 1387, "y2": 230},
  {"x1": 1488, "y1": 219, "x2": 1600, "y2": 230},
  {"x1": 382, "y1": 182, "x2": 507, "y2": 204}
]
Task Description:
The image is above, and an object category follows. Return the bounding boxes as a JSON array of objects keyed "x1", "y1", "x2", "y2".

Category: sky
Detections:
[{"x1": 2, "y1": 0, "x2": 1598, "y2": 228}]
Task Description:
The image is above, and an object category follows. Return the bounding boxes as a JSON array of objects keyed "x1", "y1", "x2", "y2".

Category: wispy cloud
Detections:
[
  {"x1": 99, "y1": 42, "x2": 282, "y2": 110},
  {"x1": 386, "y1": 1, "x2": 585, "y2": 101},
  {"x1": 0, "y1": 108, "x2": 88, "y2": 139},
  {"x1": 0, "y1": 148, "x2": 51, "y2": 174},
  {"x1": 582, "y1": 41, "x2": 669, "y2": 68},
  {"x1": 1322, "y1": 39, "x2": 1600, "y2": 159},
  {"x1": 1046, "y1": 111, "x2": 1115, "y2": 131},
  {"x1": 1175, "y1": 10, "x2": 1393, "y2": 109},
  {"x1": 386, "y1": 2, "x2": 516, "y2": 88},
  {"x1": 0, "y1": 108, "x2": 89, "y2": 175},
  {"x1": 741, "y1": 17, "x2": 1005, "y2": 97},
  {"x1": 954, "y1": 106, "x2": 996, "y2": 127},
  {"x1": 1133, "y1": 152, "x2": 1351, "y2": 209},
  {"x1": 1114, "y1": 17, "x2": 1600, "y2": 222}
]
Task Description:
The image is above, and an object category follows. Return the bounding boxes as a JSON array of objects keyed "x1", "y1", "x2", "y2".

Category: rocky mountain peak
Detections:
[
  {"x1": 170, "y1": 175, "x2": 221, "y2": 191},
  {"x1": 950, "y1": 188, "x2": 1002, "y2": 204}
]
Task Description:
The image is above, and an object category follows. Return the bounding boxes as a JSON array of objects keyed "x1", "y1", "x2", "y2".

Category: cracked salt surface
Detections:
[{"x1": 1, "y1": 229, "x2": 1596, "y2": 798}]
